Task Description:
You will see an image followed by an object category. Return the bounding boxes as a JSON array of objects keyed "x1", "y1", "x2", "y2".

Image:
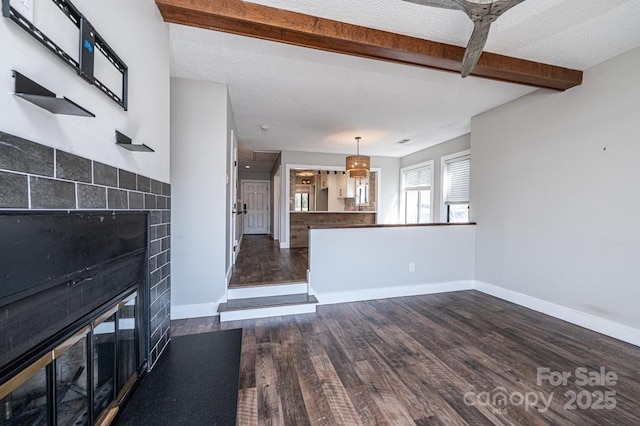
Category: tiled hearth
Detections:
[{"x1": 0, "y1": 131, "x2": 171, "y2": 366}]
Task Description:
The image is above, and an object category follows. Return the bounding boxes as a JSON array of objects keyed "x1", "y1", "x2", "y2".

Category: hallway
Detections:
[{"x1": 229, "y1": 235, "x2": 308, "y2": 288}]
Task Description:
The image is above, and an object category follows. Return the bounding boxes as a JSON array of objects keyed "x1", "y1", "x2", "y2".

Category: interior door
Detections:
[{"x1": 242, "y1": 180, "x2": 269, "y2": 234}]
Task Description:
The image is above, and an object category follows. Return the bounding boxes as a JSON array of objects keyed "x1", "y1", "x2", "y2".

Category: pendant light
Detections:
[{"x1": 346, "y1": 136, "x2": 370, "y2": 178}]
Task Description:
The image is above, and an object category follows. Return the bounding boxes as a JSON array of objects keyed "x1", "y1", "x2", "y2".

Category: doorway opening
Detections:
[{"x1": 230, "y1": 178, "x2": 308, "y2": 288}]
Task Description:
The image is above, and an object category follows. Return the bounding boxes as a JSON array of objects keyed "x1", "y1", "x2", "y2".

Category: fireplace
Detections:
[{"x1": 0, "y1": 212, "x2": 149, "y2": 425}]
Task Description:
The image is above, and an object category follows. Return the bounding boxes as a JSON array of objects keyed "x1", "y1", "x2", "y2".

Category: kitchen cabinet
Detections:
[
  {"x1": 319, "y1": 172, "x2": 329, "y2": 189},
  {"x1": 337, "y1": 173, "x2": 355, "y2": 198}
]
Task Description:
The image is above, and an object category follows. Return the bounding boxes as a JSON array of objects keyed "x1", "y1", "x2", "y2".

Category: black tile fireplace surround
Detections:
[
  {"x1": 0, "y1": 131, "x2": 171, "y2": 367},
  {"x1": 0, "y1": 131, "x2": 172, "y2": 425},
  {"x1": 0, "y1": 212, "x2": 148, "y2": 425}
]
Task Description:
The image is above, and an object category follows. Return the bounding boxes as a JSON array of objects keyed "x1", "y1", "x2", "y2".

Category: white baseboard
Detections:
[
  {"x1": 171, "y1": 297, "x2": 226, "y2": 320},
  {"x1": 316, "y1": 280, "x2": 475, "y2": 306},
  {"x1": 280, "y1": 241, "x2": 290, "y2": 249},
  {"x1": 474, "y1": 281, "x2": 640, "y2": 347}
]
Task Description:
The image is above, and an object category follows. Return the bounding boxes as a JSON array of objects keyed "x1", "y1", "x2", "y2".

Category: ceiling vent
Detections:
[
  {"x1": 396, "y1": 139, "x2": 412, "y2": 145},
  {"x1": 252, "y1": 150, "x2": 279, "y2": 164}
]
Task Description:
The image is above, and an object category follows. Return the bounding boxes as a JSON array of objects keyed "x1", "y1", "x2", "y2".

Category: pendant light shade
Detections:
[
  {"x1": 346, "y1": 136, "x2": 370, "y2": 178},
  {"x1": 349, "y1": 168, "x2": 368, "y2": 179}
]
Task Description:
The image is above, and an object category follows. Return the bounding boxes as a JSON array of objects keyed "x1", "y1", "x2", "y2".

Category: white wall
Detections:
[
  {"x1": 239, "y1": 170, "x2": 271, "y2": 181},
  {"x1": 309, "y1": 225, "x2": 475, "y2": 303},
  {"x1": 400, "y1": 134, "x2": 471, "y2": 222},
  {"x1": 0, "y1": 0, "x2": 170, "y2": 181},
  {"x1": 170, "y1": 78, "x2": 230, "y2": 316},
  {"x1": 375, "y1": 156, "x2": 401, "y2": 224},
  {"x1": 471, "y1": 46, "x2": 640, "y2": 330}
]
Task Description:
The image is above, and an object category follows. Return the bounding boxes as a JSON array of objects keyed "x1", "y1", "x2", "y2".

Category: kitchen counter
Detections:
[{"x1": 290, "y1": 211, "x2": 377, "y2": 248}]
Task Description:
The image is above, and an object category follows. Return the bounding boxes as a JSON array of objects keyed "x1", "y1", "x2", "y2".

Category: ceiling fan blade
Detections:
[
  {"x1": 489, "y1": 0, "x2": 527, "y2": 17},
  {"x1": 401, "y1": 0, "x2": 466, "y2": 12},
  {"x1": 403, "y1": 0, "x2": 528, "y2": 77},
  {"x1": 461, "y1": 19, "x2": 492, "y2": 77}
]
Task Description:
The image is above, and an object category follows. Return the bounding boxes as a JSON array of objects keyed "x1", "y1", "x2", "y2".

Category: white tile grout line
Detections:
[{"x1": 27, "y1": 173, "x2": 31, "y2": 209}]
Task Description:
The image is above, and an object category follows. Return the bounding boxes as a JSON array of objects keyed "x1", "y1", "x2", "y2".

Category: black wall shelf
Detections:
[
  {"x1": 13, "y1": 71, "x2": 95, "y2": 117},
  {"x1": 115, "y1": 131, "x2": 154, "y2": 152}
]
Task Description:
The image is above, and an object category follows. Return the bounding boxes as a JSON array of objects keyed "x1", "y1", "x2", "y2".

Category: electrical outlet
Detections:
[
  {"x1": 11, "y1": 0, "x2": 35, "y2": 23},
  {"x1": 409, "y1": 262, "x2": 415, "y2": 273}
]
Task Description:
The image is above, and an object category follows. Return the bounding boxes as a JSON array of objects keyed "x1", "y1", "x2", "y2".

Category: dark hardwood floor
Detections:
[
  {"x1": 229, "y1": 235, "x2": 308, "y2": 288},
  {"x1": 172, "y1": 291, "x2": 640, "y2": 425}
]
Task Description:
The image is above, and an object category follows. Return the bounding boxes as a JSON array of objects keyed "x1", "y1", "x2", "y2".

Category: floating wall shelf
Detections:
[
  {"x1": 13, "y1": 71, "x2": 95, "y2": 117},
  {"x1": 115, "y1": 131, "x2": 154, "y2": 152}
]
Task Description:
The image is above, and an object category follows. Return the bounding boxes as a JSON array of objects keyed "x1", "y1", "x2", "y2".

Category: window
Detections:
[
  {"x1": 401, "y1": 161, "x2": 433, "y2": 224},
  {"x1": 356, "y1": 178, "x2": 369, "y2": 205},
  {"x1": 294, "y1": 192, "x2": 309, "y2": 211},
  {"x1": 442, "y1": 151, "x2": 470, "y2": 223},
  {"x1": 447, "y1": 203, "x2": 469, "y2": 223}
]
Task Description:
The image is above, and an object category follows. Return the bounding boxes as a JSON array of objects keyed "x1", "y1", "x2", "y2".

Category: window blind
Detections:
[
  {"x1": 403, "y1": 165, "x2": 432, "y2": 189},
  {"x1": 444, "y1": 156, "x2": 470, "y2": 203}
]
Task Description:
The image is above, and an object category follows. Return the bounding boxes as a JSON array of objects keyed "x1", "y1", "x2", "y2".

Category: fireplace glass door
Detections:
[
  {"x1": 93, "y1": 310, "x2": 117, "y2": 423},
  {"x1": 117, "y1": 295, "x2": 137, "y2": 397},
  {"x1": 0, "y1": 358, "x2": 49, "y2": 425},
  {"x1": 0, "y1": 291, "x2": 140, "y2": 426},
  {"x1": 55, "y1": 328, "x2": 90, "y2": 426}
]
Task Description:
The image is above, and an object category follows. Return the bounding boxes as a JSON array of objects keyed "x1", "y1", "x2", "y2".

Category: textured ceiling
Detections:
[
  {"x1": 168, "y1": 0, "x2": 640, "y2": 171},
  {"x1": 244, "y1": 0, "x2": 640, "y2": 69}
]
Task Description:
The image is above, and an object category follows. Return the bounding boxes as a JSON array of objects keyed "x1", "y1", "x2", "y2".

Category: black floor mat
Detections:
[{"x1": 116, "y1": 329, "x2": 242, "y2": 426}]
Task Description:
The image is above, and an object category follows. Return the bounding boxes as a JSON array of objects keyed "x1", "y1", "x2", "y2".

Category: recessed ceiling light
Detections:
[
  {"x1": 245, "y1": 165, "x2": 251, "y2": 169},
  {"x1": 259, "y1": 124, "x2": 269, "y2": 131}
]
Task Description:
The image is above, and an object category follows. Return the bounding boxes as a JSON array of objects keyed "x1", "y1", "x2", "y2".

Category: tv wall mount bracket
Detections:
[{"x1": 2, "y1": 0, "x2": 128, "y2": 110}]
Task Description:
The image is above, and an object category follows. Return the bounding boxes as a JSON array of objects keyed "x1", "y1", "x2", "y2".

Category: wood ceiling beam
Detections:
[{"x1": 155, "y1": 0, "x2": 582, "y2": 91}]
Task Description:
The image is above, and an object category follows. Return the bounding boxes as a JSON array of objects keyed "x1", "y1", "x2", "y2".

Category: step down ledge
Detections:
[
  {"x1": 227, "y1": 282, "x2": 308, "y2": 300},
  {"x1": 220, "y1": 302, "x2": 317, "y2": 322},
  {"x1": 219, "y1": 294, "x2": 318, "y2": 312}
]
